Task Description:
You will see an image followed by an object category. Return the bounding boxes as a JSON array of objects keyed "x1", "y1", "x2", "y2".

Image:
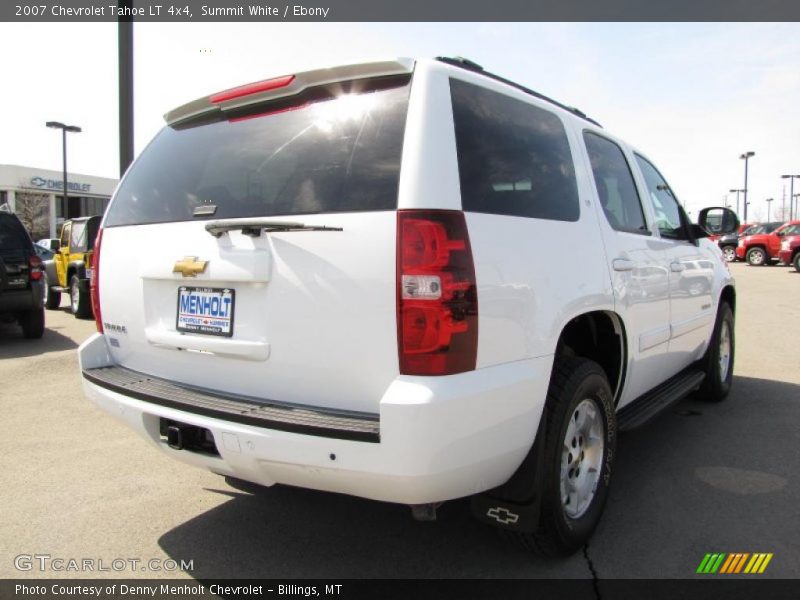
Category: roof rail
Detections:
[{"x1": 435, "y1": 56, "x2": 602, "y2": 128}]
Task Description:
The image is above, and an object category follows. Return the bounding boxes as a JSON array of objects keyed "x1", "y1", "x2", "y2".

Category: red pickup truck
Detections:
[
  {"x1": 778, "y1": 223, "x2": 800, "y2": 271},
  {"x1": 736, "y1": 220, "x2": 800, "y2": 265}
]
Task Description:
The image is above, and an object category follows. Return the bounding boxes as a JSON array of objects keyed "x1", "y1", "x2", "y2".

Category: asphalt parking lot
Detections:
[{"x1": 0, "y1": 262, "x2": 798, "y2": 581}]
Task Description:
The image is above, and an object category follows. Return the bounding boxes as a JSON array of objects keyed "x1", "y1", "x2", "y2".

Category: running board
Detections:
[{"x1": 617, "y1": 369, "x2": 705, "y2": 431}]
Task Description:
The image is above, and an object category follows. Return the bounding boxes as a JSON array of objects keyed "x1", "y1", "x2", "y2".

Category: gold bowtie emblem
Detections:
[{"x1": 173, "y1": 257, "x2": 208, "y2": 278}]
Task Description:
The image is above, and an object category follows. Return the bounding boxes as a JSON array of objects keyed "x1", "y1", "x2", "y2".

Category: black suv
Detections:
[{"x1": 0, "y1": 212, "x2": 45, "y2": 338}]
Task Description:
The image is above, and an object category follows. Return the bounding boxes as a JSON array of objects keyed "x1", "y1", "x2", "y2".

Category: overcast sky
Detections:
[{"x1": 1, "y1": 22, "x2": 799, "y2": 220}]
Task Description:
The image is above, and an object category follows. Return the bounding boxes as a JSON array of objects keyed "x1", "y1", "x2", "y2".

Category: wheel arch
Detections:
[
  {"x1": 67, "y1": 261, "x2": 86, "y2": 282},
  {"x1": 554, "y1": 310, "x2": 627, "y2": 405},
  {"x1": 719, "y1": 284, "x2": 736, "y2": 314}
]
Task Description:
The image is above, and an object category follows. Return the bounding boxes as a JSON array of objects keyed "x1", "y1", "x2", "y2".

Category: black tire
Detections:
[
  {"x1": 512, "y1": 357, "x2": 616, "y2": 557},
  {"x1": 794, "y1": 253, "x2": 800, "y2": 273},
  {"x1": 697, "y1": 302, "x2": 734, "y2": 402},
  {"x1": 43, "y1": 272, "x2": 61, "y2": 310},
  {"x1": 746, "y1": 246, "x2": 767, "y2": 266},
  {"x1": 20, "y1": 308, "x2": 45, "y2": 339},
  {"x1": 69, "y1": 275, "x2": 92, "y2": 319},
  {"x1": 721, "y1": 245, "x2": 737, "y2": 263}
]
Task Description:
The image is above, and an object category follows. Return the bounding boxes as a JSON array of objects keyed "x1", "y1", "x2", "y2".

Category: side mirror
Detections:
[{"x1": 698, "y1": 207, "x2": 739, "y2": 236}]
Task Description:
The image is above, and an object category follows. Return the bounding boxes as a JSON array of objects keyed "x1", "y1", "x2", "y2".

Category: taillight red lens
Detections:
[
  {"x1": 210, "y1": 74, "x2": 296, "y2": 104},
  {"x1": 28, "y1": 255, "x2": 43, "y2": 281},
  {"x1": 90, "y1": 228, "x2": 103, "y2": 333},
  {"x1": 397, "y1": 210, "x2": 478, "y2": 376}
]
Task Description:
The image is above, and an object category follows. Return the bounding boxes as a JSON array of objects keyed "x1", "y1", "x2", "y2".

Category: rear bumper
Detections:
[{"x1": 78, "y1": 333, "x2": 550, "y2": 504}]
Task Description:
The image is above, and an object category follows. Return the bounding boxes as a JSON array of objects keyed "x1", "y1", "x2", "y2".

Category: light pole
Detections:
[
  {"x1": 740, "y1": 151, "x2": 755, "y2": 222},
  {"x1": 729, "y1": 188, "x2": 745, "y2": 217},
  {"x1": 765, "y1": 198, "x2": 773, "y2": 222},
  {"x1": 794, "y1": 194, "x2": 800, "y2": 221},
  {"x1": 46, "y1": 121, "x2": 82, "y2": 221},
  {"x1": 781, "y1": 175, "x2": 800, "y2": 221}
]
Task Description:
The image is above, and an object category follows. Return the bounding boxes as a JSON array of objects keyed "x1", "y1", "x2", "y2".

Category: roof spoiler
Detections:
[{"x1": 164, "y1": 58, "x2": 415, "y2": 127}]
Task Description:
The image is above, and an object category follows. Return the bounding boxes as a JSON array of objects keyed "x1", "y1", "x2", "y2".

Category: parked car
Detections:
[
  {"x1": 34, "y1": 245, "x2": 60, "y2": 309},
  {"x1": 778, "y1": 223, "x2": 800, "y2": 272},
  {"x1": 78, "y1": 57, "x2": 739, "y2": 556},
  {"x1": 717, "y1": 223, "x2": 754, "y2": 262},
  {"x1": 0, "y1": 212, "x2": 45, "y2": 337},
  {"x1": 37, "y1": 238, "x2": 60, "y2": 252},
  {"x1": 736, "y1": 221, "x2": 791, "y2": 265},
  {"x1": 43, "y1": 216, "x2": 101, "y2": 317}
]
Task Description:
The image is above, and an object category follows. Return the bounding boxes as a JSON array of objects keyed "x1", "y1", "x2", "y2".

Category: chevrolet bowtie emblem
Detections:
[
  {"x1": 173, "y1": 257, "x2": 208, "y2": 278},
  {"x1": 486, "y1": 507, "x2": 520, "y2": 525}
]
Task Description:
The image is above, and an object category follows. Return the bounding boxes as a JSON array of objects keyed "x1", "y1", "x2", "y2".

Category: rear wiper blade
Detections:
[{"x1": 205, "y1": 218, "x2": 343, "y2": 238}]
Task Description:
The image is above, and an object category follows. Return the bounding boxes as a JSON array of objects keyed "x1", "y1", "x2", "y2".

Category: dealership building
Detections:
[{"x1": 0, "y1": 164, "x2": 118, "y2": 240}]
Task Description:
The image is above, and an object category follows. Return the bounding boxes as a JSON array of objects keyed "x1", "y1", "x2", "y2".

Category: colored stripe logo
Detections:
[{"x1": 697, "y1": 552, "x2": 773, "y2": 574}]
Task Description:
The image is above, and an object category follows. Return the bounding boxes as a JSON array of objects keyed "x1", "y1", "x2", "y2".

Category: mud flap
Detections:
[{"x1": 470, "y1": 405, "x2": 548, "y2": 532}]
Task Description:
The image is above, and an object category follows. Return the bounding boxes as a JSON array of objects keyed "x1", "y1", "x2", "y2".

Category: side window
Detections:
[
  {"x1": 583, "y1": 132, "x2": 648, "y2": 234},
  {"x1": 449, "y1": 78, "x2": 580, "y2": 222},
  {"x1": 635, "y1": 155, "x2": 686, "y2": 240},
  {"x1": 60, "y1": 223, "x2": 71, "y2": 249},
  {"x1": 70, "y1": 221, "x2": 88, "y2": 252}
]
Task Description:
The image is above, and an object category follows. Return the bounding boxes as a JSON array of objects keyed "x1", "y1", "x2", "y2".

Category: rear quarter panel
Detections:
[{"x1": 404, "y1": 61, "x2": 614, "y2": 368}]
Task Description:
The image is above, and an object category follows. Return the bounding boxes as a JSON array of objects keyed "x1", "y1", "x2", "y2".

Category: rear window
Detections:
[
  {"x1": 0, "y1": 214, "x2": 32, "y2": 258},
  {"x1": 105, "y1": 80, "x2": 411, "y2": 227},
  {"x1": 449, "y1": 78, "x2": 579, "y2": 221}
]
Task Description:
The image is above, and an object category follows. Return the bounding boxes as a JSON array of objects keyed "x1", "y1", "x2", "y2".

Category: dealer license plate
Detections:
[{"x1": 176, "y1": 286, "x2": 235, "y2": 337}]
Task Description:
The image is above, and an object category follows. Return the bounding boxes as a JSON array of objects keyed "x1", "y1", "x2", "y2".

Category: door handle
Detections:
[
  {"x1": 612, "y1": 258, "x2": 635, "y2": 272},
  {"x1": 670, "y1": 261, "x2": 685, "y2": 272}
]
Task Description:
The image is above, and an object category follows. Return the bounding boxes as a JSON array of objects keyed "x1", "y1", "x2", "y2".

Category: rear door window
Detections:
[
  {"x1": 105, "y1": 80, "x2": 411, "y2": 227},
  {"x1": 449, "y1": 78, "x2": 579, "y2": 221},
  {"x1": 583, "y1": 132, "x2": 648, "y2": 234}
]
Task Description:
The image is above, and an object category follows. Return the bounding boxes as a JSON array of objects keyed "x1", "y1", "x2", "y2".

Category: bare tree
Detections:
[{"x1": 14, "y1": 192, "x2": 50, "y2": 239}]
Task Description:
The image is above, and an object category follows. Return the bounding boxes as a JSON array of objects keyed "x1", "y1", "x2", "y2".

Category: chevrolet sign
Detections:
[{"x1": 29, "y1": 176, "x2": 91, "y2": 193}]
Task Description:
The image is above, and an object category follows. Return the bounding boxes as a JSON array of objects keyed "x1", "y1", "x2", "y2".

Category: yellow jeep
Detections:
[{"x1": 45, "y1": 216, "x2": 101, "y2": 318}]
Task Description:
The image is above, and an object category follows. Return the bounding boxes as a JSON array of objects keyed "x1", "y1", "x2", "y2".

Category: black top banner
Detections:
[{"x1": 4, "y1": 0, "x2": 800, "y2": 22}]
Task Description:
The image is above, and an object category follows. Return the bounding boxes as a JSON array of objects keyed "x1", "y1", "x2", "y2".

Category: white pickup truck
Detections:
[{"x1": 79, "y1": 57, "x2": 738, "y2": 556}]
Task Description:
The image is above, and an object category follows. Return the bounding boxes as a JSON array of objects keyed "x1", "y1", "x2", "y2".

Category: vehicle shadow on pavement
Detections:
[
  {"x1": 157, "y1": 375, "x2": 799, "y2": 580},
  {"x1": 158, "y1": 483, "x2": 589, "y2": 579},
  {"x1": 590, "y1": 375, "x2": 800, "y2": 579},
  {"x1": 0, "y1": 321, "x2": 78, "y2": 358}
]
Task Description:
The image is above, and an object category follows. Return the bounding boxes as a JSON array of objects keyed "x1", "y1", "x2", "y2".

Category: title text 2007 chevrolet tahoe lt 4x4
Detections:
[{"x1": 79, "y1": 57, "x2": 739, "y2": 556}]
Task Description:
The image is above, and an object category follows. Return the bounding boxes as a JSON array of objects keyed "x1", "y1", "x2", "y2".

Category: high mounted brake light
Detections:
[
  {"x1": 397, "y1": 210, "x2": 478, "y2": 376},
  {"x1": 210, "y1": 75, "x2": 296, "y2": 104}
]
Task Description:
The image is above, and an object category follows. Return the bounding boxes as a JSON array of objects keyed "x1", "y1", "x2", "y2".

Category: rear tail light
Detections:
[
  {"x1": 28, "y1": 255, "x2": 43, "y2": 281},
  {"x1": 397, "y1": 210, "x2": 478, "y2": 376},
  {"x1": 90, "y1": 228, "x2": 103, "y2": 333}
]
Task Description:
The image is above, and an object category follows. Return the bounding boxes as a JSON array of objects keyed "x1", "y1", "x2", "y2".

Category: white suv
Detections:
[{"x1": 79, "y1": 57, "x2": 738, "y2": 556}]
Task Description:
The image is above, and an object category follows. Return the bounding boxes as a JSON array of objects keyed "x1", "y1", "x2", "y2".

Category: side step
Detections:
[{"x1": 617, "y1": 368, "x2": 705, "y2": 431}]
